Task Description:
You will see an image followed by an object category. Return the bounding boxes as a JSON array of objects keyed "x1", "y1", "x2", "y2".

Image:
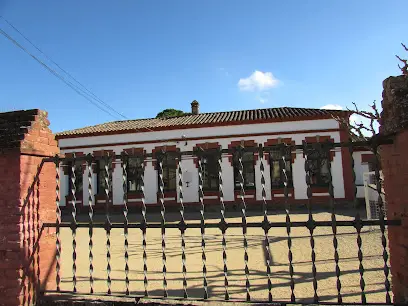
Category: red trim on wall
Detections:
[
  {"x1": 271, "y1": 187, "x2": 295, "y2": 198},
  {"x1": 193, "y1": 142, "x2": 220, "y2": 168},
  {"x1": 227, "y1": 140, "x2": 258, "y2": 165},
  {"x1": 340, "y1": 130, "x2": 354, "y2": 201},
  {"x1": 264, "y1": 138, "x2": 296, "y2": 163},
  {"x1": 304, "y1": 135, "x2": 335, "y2": 161},
  {"x1": 60, "y1": 128, "x2": 342, "y2": 150},
  {"x1": 122, "y1": 147, "x2": 147, "y2": 166},
  {"x1": 361, "y1": 153, "x2": 375, "y2": 163},
  {"x1": 127, "y1": 192, "x2": 144, "y2": 199},
  {"x1": 152, "y1": 145, "x2": 179, "y2": 168},
  {"x1": 234, "y1": 189, "x2": 257, "y2": 204},
  {"x1": 56, "y1": 114, "x2": 349, "y2": 140},
  {"x1": 92, "y1": 149, "x2": 116, "y2": 171},
  {"x1": 157, "y1": 191, "x2": 178, "y2": 205},
  {"x1": 63, "y1": 152, "x2": 86, "y2": 174}
]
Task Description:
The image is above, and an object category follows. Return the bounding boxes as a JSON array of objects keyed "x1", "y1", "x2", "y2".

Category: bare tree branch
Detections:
[
  {"x1": 396, "y1": 43, "x2": 408, "y2": 76},
  {"x1": 332, "y1": 100, "x2": 381, "y2": 143}
]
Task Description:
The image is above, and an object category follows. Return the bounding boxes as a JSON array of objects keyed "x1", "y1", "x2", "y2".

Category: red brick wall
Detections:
[
  {"x1": 0, "y1": 110, "x2": 59, "y2": 306},
  {"x1": 381, "y1": 129, "x2": 408, "y2": 303},
  {"x1": 380, "y1": 75, "x2": 408, "y2": 303}
]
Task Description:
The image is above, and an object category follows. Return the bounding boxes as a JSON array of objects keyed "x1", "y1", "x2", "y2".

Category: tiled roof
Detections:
[
  {"x1": 56, "y1": 107, "x2": 349, "y2": 138},
  {"x1": 0, "y1": 109, "x2": 40, "y2": 149}
]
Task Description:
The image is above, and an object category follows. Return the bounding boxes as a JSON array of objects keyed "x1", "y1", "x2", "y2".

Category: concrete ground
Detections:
[{"x1": 58, "y1": 209, "x2": 392, "y2": 304}]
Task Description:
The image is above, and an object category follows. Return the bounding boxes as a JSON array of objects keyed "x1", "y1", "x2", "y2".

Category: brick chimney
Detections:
[{"x1": 191, "y1": 100, "x2": 199, "y2": 115}]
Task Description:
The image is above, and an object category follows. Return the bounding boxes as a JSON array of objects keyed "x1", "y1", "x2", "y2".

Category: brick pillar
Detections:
[
  {"x1": 0, "y1": 110, "x2": 59, "y2": 306},
  {"x1": 380, "y1": 75, "x2": 408, "y2": 303}
]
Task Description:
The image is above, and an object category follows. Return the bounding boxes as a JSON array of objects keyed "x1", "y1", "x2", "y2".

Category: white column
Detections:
[
  {"x1": 112, "y1": 159, "x2": 123, "y2": 205},
  {"x1": 144, "y1": 161, "x2": 158, "y2": 204},
  {"x1": 82, "y1": 167, "x2": 89, "y2": 206},
  {"x1": 332, "y1": 151, "x2": 345, "y2": 198},
  {"x1": 293, "y1": 151, "x2": 307, "y2": 200},
  {"x1": 179, "y1": 158, "x2": 198, "y2": 203},
  {"x1": 60, "y1": 166, "x2": 68, "y2": 207},
  {"x1": 222, "y1": 155, "x2": 235, "y2": 202}
]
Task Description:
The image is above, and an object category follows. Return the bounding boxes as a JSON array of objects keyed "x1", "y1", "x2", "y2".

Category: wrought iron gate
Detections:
[{"x1": 41, "y1": 137, "x2": 400, "y2": 304}]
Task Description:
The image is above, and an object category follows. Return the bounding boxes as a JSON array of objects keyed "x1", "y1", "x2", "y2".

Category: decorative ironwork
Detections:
[
  {"x1": 104, "y1": 154, "x2": 112, "y2": 295},
  {"x1": 156, "y1": 150, "x2": 168, "y2": 298},
  {"x1": 280, "y1": 143, "x2": 296, "y2": 303},
  {"x1": 178, "y1": 154, "x2": 188, "y2": 298},
  {"x1": 140, "y1": 155, "x2": 148, "y2": 297},
  {"x1": 70, "y1": 154, "x2": 78, "y2": 293},
  {"x1": 86, "y1": 154, "x2": 94, "y2": 294},
  {"x1": 303, "y1": 142, "x2": 319, "y2": 303},
  {"x1": 259, "y1": 144, "x2": 272, "y2": 302},
  {"x1": 197, "y1": 151, "x2": 208, "y2": 299},
  {"x1": 325, "y1": 141, "x2": 342, "y2": 303},
  {"x1": 372, "y1": 143, "x2": 391, "y2": 304},
  {"x1": 349, "y1": 144, "x2": 366, "y2": 303},
  {"x1": 236, "y1": 145, "x2": 250, "y2": 301},
  {"x1": 54, "y1": 155, "x2": 61, "y2": 292},
  {"x1": 40, "y1": 137, "x2": 401, "y2": 305},
  {"x1": 217, "y1": 147, "x2": 229, "y2": 300},
  {"x1": 121, "y1": 153, "x2": 130, "y2": 295}
]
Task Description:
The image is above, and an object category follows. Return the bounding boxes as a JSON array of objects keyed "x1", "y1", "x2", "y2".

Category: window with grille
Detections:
[
  {"x1": 96, "y1": 159, "x2": 108, "y2": 195},
  {"x1": 127, "y1": 156, "x2": 144, "y2": 193},
  {"x1": 269, "y1": 149, "x2": 293, "y2": 188},
  {"x1": 158, "y1": 153, "x2": 177, "y2": 192},
  {"x1": 68, "y1": 160, "x2": 83, "y2": 195},
  {"x1": 307, "y1": 149, "x2": 330, "y2": 186},
  {"x1": 199, "y1": 150, "x2": 219, "y2": 191},
  {"x1": 233, "y1": 151, "x2": 255, "y2": 190}
]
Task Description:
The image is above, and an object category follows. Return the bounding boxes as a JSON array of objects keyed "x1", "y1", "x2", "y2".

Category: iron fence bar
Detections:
[
  {"x1": 280, "y1": 144, "x2": 296, "y2": 303},
  {"x1": 140, "y1": 159, "x2": 148, "y2": 297},
  {"x1": 259, "y1": 145, "x2": 272, "y2": 302},
  {"x1": 177, "y1": 155, "x2": 188, "y2": 298},
  {"x1": 327, "y1": 148, "x2": 342, "y2": 303},
  {"x1": 349, "y1": 145, "x2": 366, "y2": 303},
  {"x1": 157, "y1": 151, "x2": 168, "y2": 298},
  {"x1": 121, "y1": 153, "x2": 130, "y2": 295},
  {"x1": 54, "y1": 156, "x2": 61, "y2": 292},
  {"x1": 86, "y1": 154, "x2": 95, "y2": 294},
  {"x1": 71, "y1": 154, "x2": 78, "y2": 293},
  {"x1": 104, "y1": 154, "x2": 112, "y2": 295},
  {"x1": 197, "y1": 153, "x2": 208, "y2": 299},
  {"x1": 237, "y1": 146, "x2": 250, "y2": 301},
  {"x1": 41, "y1": 289, "x2": 402, "y2": 306},
  {"x1": 372, "y1": 144, "x2": 391, "y2": 304},
  {"x1": 217, "y1": 147, "x2": 229, "y2": 300},
  {"x1": 303, "y1": 142, "x2": 318, "y2": 303},
  {"x1": 43, "y1": 218, "x2": 401, "y2": 229}
]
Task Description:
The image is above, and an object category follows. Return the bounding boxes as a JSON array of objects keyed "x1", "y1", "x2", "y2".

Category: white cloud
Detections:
[
  {"x1": 238, "y1": 71, "x2": 279, "y2": 91},
  {"x1": 320, "y1": 104, "x2": 344, "y2": 110}
]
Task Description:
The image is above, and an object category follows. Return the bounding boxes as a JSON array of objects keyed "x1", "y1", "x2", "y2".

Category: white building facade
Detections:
[{"x1": 56, "y1": 104, "x2": 372, "y2": 209}]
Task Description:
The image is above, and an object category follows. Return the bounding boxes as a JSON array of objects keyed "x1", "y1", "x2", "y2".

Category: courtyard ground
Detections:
[{"x1": 58, "y1": 209, "x2": 392, "y2": 304}]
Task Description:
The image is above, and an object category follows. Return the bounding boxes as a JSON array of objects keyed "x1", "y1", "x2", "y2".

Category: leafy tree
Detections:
[{"x1": 156, "y1": 109, "x2": 186, "y2": 118}]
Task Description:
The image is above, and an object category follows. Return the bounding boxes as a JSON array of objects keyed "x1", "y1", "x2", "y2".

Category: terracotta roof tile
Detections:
[{"x1": 56, "y1": 107, "x2": 349, "y2": 138}]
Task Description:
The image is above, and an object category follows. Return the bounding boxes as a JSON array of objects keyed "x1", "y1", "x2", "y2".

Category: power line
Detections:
[
  {"x1": 0, "y1": 27, "x2": 125, "y2": 120},
  {"x1": 1, "y1": 16, "x2": 128, "y2": 120},
  {"x1": 0, "y1": 19, "x2": 159, "y2": 135}
]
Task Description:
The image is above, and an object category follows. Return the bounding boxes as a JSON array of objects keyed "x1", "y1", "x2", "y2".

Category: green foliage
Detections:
[{"x1": 156, "y1": 108, "x2": 186, "y2": 119}]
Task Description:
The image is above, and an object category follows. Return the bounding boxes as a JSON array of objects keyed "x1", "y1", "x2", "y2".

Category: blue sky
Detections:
[{"x1": 0, "y1": 1, "x2": 407, "y2": 132}]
